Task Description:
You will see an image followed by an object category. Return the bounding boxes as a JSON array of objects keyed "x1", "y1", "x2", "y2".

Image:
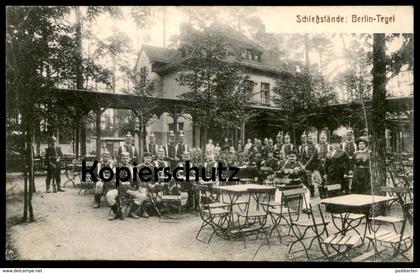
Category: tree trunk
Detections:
[{"x1": 371, "y1": 33, "x2": 387, "y2": 193}]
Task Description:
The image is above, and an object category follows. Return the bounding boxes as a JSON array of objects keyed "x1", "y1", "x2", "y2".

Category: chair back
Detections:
[
  {"x1": 325, "y1": 183, "x2": 342, "y2": 197},
  {"x1": 380, "y1": 186, "x2": 413, "y2": 204},
  {"x1": 282, "y1": 187, "x2": 307, "y2": 222},
  {"x1": 308, "y1": 197, "x2": 329, "y2": 238},
  {"x1": 194, "y1": 184, "x2": 213, "y2": 212},
  {"x1": 396, "y1": 201, "x2": 414, "y2": 253}
]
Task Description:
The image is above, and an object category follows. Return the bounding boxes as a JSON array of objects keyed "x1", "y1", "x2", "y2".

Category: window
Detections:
[
  {"x1": 168, "y1": 122, "x2": 184, "y2": 132},
  {"x1": 260, "y1": 82, "x2": 270, "y2": 104},
  {"x1": 244, "y1": 80, "x2": 254, "y2": 101},
  {"x1": 140, "y1": 66, "x2": 147, "y2": 75}
]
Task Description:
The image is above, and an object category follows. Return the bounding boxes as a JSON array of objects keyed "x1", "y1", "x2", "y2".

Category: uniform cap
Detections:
[
  {"x1": 126, "y1": 132, "x2": 132, "y2": 138},
  {"x1": 49, "y1": 136, "x2": 57, "y2": 142},
  {"x1": 121, "y1": 152, "x2": 130, "y2": 158}
]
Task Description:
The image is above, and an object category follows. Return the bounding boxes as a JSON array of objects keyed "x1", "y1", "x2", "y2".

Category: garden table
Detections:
[
  {"x1": 321, "y1": 194, "x2": 396, "y2": 245},
  {"x1": 213, "y1": 184, "x2": 276, "y2": 227}
]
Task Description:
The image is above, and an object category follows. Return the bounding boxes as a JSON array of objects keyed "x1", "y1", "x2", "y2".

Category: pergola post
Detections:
[
  {"x1": 80, "y1": 119, "x2": 86, "y2": 157},
  {"x1": 95, "y1": 108, "x2": 105, "y2": 161},
  {"x1": 240, "y1": 120, "x2": 246, "y2": 146}
]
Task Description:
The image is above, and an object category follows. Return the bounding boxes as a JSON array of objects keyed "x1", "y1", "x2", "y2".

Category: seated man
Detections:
[
  {"x1": 153, "y1": 148, "x2": 178, "y2": 197},
  {"x1": 260, "y1": 150, "x2": 278, "y2": 183},
  {"x1": 176, "y1": 150, "x2": 197, "y2": 209},
  {"x1": 93, "y1": 150, "x2": 114, "y2": 208},
  {"x1": 106, "y1": 152, "x2": 148, "y2": 220},
  {"x1": 278, "y1": 150, "x2": 311, "y2": 213}
]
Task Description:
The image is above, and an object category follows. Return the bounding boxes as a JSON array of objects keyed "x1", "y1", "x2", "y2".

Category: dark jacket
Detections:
[
  {"x1": 325, "y1": 149, "x2": 350, "y2": 185},
  {"x1": 45, "y1": 146, "x2": 63, "y2": 169}
]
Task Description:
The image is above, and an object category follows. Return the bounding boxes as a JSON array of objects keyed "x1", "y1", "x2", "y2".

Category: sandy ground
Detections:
[{"x1": 5, "y1": 173, "x2": 413, "y2": 262}]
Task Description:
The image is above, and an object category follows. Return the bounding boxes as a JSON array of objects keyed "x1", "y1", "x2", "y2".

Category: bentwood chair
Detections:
[
  {"x1": 288, "y1": 197, "x2": 330, "y2": 261},
  {"x1": 229, "y1": 187, "x2": 276, "y2": 248},
  {"x1": 367, "y1": 186, "x2": 412, "y2": 234},
  {"x1": 264, "y1": 187, "x2": 307, "y2": 243},
  {"x1": 195, "y1": 184, "x2": 230, "y2": 244},
  {"x1": 366, "y1": 202, "x2": 413, "y2": 261}
]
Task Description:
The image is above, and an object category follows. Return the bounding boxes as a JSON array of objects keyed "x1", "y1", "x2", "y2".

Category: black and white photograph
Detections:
[{"x1": 5, "y1": 6, "x2": 414, "y2": 263}]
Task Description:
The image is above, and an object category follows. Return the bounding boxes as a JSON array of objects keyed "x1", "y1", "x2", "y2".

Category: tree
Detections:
[
  {"x1": 6, "y1": 6, "x2": 113, "y2": 222},
  {"x1": 371, "y1": 33, "x2": 387, "y2": 194},
  {"x1": 272, "y1": 69, "x2": 336, "y2": 143},
  {"x1": 175, "y1": 27, "x2": 250, "y2": 154}
]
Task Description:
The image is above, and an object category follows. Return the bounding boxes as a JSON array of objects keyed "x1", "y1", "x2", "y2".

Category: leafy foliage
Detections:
[{"x1": 175, "y1": 27, "x2": 251, "y2": 132}]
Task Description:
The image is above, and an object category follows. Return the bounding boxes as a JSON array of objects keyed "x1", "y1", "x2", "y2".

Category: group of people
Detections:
[{"x1": 44, "y1": 127, "x2": 371, "y2": 220}]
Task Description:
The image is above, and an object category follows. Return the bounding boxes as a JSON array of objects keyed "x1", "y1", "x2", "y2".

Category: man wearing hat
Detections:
[
  {"x1": 154, "y1": 147, "x2": 170, "y2": 180},
  {"x1": 106, "y1": 152, "x2": 148, "y2": 220},
  {"x1": 281, "y1": 133, "x2": 295, "y2": 156},
  {"x1": 93, "y1": 149, "x2": 114, "y2": 208},
  {"x1": 324, "y1": 134, "x2": 351, "y2": 195},
  {"x1": 341, "y1": 129, "x2": 357, "y2": 161},
  {"x1": 175, "y1": 150, "x2": 196, "y2": 209},
  {"x1": 164, "y1": 130, "x2": 179, "y2": 169},
  {"x1": 274, "y1": 131, "x2": 284, "y2": 155},
  {"x1": 315, "y1": 131, "x2": 330, "y2": 184},
  {"x1": 298, "y1": 132, "x2": 308, "y2": 161},
  {"x1": 117, "y1": 132, "x2": 138, "y2": 164},
  {"x1": 45, "y1": 136, "x2": 65, "y2": 193},
  {"x1": 278, "y1": 150, "x2": 312, "y2": 213},
  {"x1": 146, "y1": 132, "x2": 159, "y2": 159},
  {"x1": 176, "y1": 131, "x2": 188, "y2": 160}
]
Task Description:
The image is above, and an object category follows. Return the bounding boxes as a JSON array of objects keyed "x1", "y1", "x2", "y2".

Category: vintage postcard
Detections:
[{"x1": 5, "y1": 5, "x2": 413, "y2": 263}]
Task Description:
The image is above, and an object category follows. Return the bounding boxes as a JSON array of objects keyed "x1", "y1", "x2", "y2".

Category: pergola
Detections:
[{"x1": 32, "y1": 88, "x2": 414, "y2": 161}]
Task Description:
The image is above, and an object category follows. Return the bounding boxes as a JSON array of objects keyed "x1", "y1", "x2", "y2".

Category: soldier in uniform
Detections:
[
  {"x1": 146, "y1": 132, "x2": 159, "y2": 159},
  {"x1": 260, "y1": 150, "x2": 278, "y2": 182},
  {"x1": 278, "y1": 150, "x2": 311, "y2": 212},
  {"x1": 281, "y1": 133, "x2": 295, "y2": 155},
  {"x1": 341, "y1": 129, "x2": 357, "y2": 169},
  {"x1": 324, "y1": 134, "x2": 351, "y2": 195},
  {"x1": 273, "y1": 132, "x2": 284, "y2": 160},
  {"x1": 117, "y1": 132, "x2": 138, "y2": 164},
  {"x1": 176, "y1": 131, "x2": 188, "y2": 160},
  {"x1": 221, "y1": 137, "x2": 230, "y2": 152},
  {"x1": 45, "y1": 136, "x2": 65, "y2": 193},
  {"x1": 164, "y1": 131, "x2": 179, "y2": 169},
  {"x1": 315, "y1": 131, "x2": 330, "y2": 185},
  {"x1": 298, "y1": 132, "x2": 308, "y2": 161},
  {"x1": 93, "y1": 150, "x2": 114, "y2": 208},
  {"x1": 261, "y1": 138, "x2": 270, "y2": 159},
  {"x1": 176, "y1": 150, "x2": 196, "y2": 209},
  {"x1": 154, "y1": 148, "x2": 176, "y2": 197},
  {"x1": 106, "y1": 152, "x2": 148, "y2": 220}
]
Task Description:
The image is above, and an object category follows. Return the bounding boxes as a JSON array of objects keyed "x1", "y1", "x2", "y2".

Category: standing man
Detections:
[
  {"x1": 273, "y1": 131, "x2": 284, "y2": 159},
  {"x1": 165, "y1": 131, "x2": 178, "y2": 169},
  {"x1": 281, "y1": 133, "x2": 295, "y2": 155},
  {"x1": 298, "y1": 132, "x2": 308, "y2": 161},
  {"x1": 146, "y1": 132, "x2": 159, "y2": 159},
  {"x1": 244, "y1": 138, "x2": 253, "y2": 156},
  {"x1": 341, "y1": 129, "x2": 357, "y2": 168},
  {"x1": 176, "y1": 131, "x2": 188, "y2": 160},
  {"x1": 205, "y1": 139, "x2": 215, "y2": 156},
  {"x1": 316, "y1": 131, "x2": 330, "y2": 185},
  {"x1": 117, "y1": 132, "x2": 138, "y2": 164},
  {"x1": 93, "y1": 149, "x2": 114, "y2": 208},
  {"x1": 45, "y1": 136, "x2": 65, "y2": 193},
  {"x1": 324, "y1": 134, "x2": 351, "y2": 195},
  {"x1": 221, "y1": 137, "x2": 230, "y2": 152}
]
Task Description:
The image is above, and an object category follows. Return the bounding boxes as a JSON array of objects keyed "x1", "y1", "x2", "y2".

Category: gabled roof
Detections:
[
  {"x1": 135, "y1": 24, "x2": 287, "y2": 75},
  {"x1": 134, "y1": 44, "x2": 180, "y2": 71}
]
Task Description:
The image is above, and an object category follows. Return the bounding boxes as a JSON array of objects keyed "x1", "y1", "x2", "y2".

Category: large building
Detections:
[{"x1": 134, "y1": 24, "x2": 288, "y2": 148}]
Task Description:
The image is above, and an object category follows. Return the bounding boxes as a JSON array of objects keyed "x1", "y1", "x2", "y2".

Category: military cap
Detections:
[
  {"x1": 49, "y1": 136, "x2": 57, "y2": 143},
  {"x1": 143, "y1": 152, "x2": 152, "y2": 157},
  {"x1": 121, "y1": 152, "x2": 130, "y2": 158}
]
